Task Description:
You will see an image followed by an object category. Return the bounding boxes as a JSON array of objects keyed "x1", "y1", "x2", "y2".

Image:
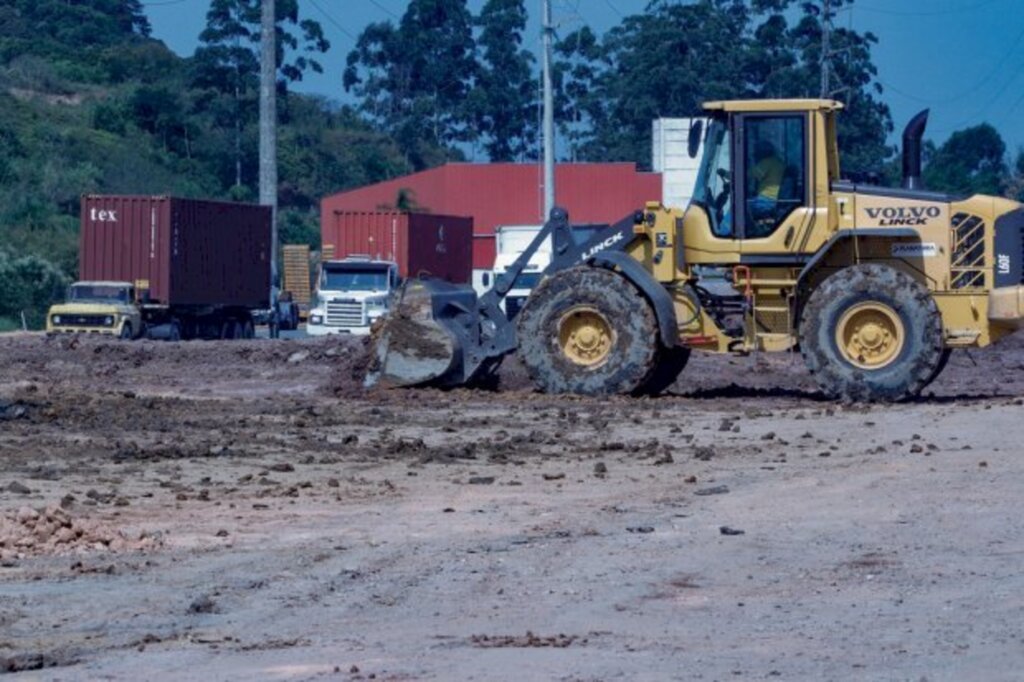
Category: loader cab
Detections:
[{"x1": 685, "y1": 99, "x2": 841, "y2": 262}]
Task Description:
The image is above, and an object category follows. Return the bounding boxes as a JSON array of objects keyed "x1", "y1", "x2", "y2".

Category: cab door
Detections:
[{"x1": 733, "y1": 112, "x2": 816, "y2": 261}]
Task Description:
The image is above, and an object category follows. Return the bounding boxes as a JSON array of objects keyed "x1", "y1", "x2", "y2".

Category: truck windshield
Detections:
[
  {"x1": 69, "y1": 285, "x2": 131, "y2": 303},
  {"x1": 321, "y1": 268, "x2": 389, "y2": 292},
  {"x1": 512, "y1": 273, "x2": 543, "y2": 290}
]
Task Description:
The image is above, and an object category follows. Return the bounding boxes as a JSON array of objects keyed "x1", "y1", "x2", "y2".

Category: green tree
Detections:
[
  {"x1": 924, "y1": 124, "x2": 1009, "y2": 196},
  {"x1": 0, "y1": 249, "x2": 70, "y2": 328},
  {"x1": 469, "y1": 0, "x2": 537, "y2": 161},
  {"x1": 191, "y1": 0, "x2": 329, "y2": 189},
  {"x1": 1010, "y1": 150, "x2": 1024, "y2": 202},
  {"x1": 344, "y1": 0, "x2": 476, "y2": 169},
  {"x1": 554, "y1": 0, "x2": 892, "y2": 174}
]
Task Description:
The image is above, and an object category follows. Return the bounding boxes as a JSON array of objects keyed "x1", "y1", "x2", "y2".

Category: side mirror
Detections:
[{"x1": 687, "y1": 120, "x2": 704, "y2": 159}]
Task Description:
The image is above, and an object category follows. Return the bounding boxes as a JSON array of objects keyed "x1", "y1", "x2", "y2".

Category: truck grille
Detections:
[
  {"x1": 325, "y1": 299, "x2": 365, "y2": 327},
  {"x1": 52, "y1": 314, "x2": 114, "y2": 327}
]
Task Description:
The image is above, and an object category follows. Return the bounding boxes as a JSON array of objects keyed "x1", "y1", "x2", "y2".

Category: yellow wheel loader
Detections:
[{"x1": 367, "y1": 99, "x2": 1024, "y2": 401}]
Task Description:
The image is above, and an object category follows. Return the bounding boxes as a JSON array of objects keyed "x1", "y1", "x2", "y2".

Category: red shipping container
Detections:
[
  {"x1": 322, "y1": 211, "x2": 473, "y2": 283},
  {"x1": 80, "y1": 195, "x2": 271, "y2": 308}
]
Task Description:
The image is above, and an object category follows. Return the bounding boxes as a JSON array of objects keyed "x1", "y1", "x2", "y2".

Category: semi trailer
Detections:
[{"x1": 47, "y1": 195, "x2": 272, "y2": 340}]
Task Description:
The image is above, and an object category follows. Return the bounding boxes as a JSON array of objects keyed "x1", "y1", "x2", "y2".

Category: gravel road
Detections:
[{"x1": 1, "y1": 331, "x2": 1022, "y2": 680}]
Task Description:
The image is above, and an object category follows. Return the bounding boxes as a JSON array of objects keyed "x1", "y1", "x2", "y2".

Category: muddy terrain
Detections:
[{"x1": 1, "y1": 331, "x2": 1023, "y2": 680}]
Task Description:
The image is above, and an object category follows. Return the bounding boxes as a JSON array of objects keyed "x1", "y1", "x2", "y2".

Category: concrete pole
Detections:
[
  {"x1": 819, "y1": 0, "x2": 831, "y2": 98},
  {"x1": 259, "y1": 0, "x2": 278, "y2": 335},
  {"x1": 541, "y1": 0, "x2": 555, "y2": 219}
]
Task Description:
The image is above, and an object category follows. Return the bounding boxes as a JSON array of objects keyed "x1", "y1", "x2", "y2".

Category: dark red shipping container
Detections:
[
  {"x1": 322, "y1": 211, "x2": 473, "y2": 283},
  {"x1": 80, "y1": 195, "x2": 271, "y2": 308}
]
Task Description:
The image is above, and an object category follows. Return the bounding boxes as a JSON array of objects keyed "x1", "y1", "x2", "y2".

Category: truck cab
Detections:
[
  {"x1": 307, "y1": 256, "x2": 398, "y2": 336},
  {"x1": 46, "y1": 281, "x2": 143, "y2": 339}
]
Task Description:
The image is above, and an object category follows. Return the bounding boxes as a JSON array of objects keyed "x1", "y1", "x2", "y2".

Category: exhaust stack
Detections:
[{"x1": 902, "y1": 109, "x2": 929, "y2": 190}]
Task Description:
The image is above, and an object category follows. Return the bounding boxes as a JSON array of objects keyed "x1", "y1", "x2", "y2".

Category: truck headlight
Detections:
[
  {"x1": 104, "y1": 316, "x2": 115, "y2": 326},
  {"x1": 52, "y1": 315, "x2": 61, "y2": 325},
  {"x1": 310, "y1": 314, "x2": 324, "y2": 325}
]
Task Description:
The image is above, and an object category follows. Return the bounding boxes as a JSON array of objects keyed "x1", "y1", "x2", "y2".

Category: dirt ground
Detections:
[{"x1": 1, "y1": 330, "x2": 1023, "y2": 680}]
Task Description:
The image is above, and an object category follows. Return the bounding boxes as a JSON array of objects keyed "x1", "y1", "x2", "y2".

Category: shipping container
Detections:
[
  {"x1": 81, "y1": 195, "x2": 271, "y2": 307},
  {"x1": 321, "y1": 211, "x2": 473, "y2": 283},
  {"x1": 77, "y1": 195, "x2": 271, "y2": 340}
]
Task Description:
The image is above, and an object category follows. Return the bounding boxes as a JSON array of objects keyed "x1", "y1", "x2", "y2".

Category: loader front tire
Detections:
[
  {"x1": 800, "y1": 263, "x2": 944, "y2": 402},
  {"x1": 517, "y1": 267, "x2": 659, "y2": 395}
]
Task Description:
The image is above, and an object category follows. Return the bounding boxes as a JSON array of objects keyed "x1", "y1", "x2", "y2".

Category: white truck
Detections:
[
  {"x1": 307, "y1": 256, "x2": 398, "y2": 336},
  {"x1": 492, "y1": 223, "x2": 607, "y2": 319}
]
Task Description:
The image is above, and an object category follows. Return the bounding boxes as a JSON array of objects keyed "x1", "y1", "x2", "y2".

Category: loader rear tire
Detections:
[
  {"x1": 517, "y1": 267, "x2": 659, "y2": 395},
  {"x1": 800, "y1": 263, "x2": 944, "y2": 402}
]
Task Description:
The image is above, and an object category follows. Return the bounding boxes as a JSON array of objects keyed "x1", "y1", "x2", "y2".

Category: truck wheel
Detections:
[
  {"x1": 242, "y1": 320, "x2": 255, "y2": 339},
  {"x1": 168, "y1": 322, "x2": 182, "y2": 342},
  {"x1": 636, "y1": 345, "x2": 691, "y2": 395},
  {"x1": 799, "y1": 264, "x2": 944, "y2": 402},
  {"x1": 119, "y1": 323, "x2": 133, "y2": 340},
  {"x1": 517, "y1": 267, "x2": 659, "y2": 395}
]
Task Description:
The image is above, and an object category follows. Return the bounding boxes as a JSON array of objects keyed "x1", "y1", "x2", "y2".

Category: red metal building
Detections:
[{"x1": 320, "y1": 163, "x2": 661, "y2": 269}]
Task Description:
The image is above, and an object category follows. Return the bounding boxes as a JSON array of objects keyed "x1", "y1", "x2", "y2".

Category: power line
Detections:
[
  {"x1": 874, "y1": 23, "x2": 1024, "y2": 105},
  {"x1": 306, "y1": 0, "x2": 358, "y2": 41},
  {"x1": 601, "y1": 0, "x2": 625, "y2": 18},
  {"x1": 856, "y1": 0, "x2": 1005, "y2": 16},
  {"x1": 367, "y1": 0, "x2": 400, "y2": 20}
]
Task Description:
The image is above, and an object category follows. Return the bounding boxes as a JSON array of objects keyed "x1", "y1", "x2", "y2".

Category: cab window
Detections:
[
  {"x1": 693, "y1": 118, "x2": 733, "y2": 237},
  {"x1": 740, "y1": 115, "x2": 806, "y2": 238}
]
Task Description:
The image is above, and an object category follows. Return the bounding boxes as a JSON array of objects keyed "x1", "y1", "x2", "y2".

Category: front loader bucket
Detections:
[{"x1": 365, "y1": 279, "x2": 493, "y2": 389}]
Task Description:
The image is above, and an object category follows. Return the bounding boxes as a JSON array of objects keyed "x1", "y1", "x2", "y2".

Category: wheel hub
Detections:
[
  {"x1": 558, "y1": 308, "x2": 614, "y2": 367},
  {"x1": 835, "y1": 302, "x2": 905, "y2": 370}
]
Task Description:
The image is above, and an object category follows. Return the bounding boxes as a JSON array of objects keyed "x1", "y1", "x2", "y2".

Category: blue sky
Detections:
[{"x1": 145, "y1": 0, "x2": 1024, "y2": 156}]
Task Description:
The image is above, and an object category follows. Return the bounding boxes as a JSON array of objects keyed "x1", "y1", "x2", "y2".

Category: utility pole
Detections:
[
  {"x1": 541, "y1": 0, "x2": 555, "y2": 219},
  {"x1": 819, "y1": 0, "x2": 831, "y2": 98},
  {"x1": 259, "y1": 0, "x2": 278, "y2": 336}
]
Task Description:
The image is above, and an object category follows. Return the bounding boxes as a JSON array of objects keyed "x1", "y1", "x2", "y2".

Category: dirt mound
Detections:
[{"x1": 0, "y1": 505, "x2": 163, "y2": 565}]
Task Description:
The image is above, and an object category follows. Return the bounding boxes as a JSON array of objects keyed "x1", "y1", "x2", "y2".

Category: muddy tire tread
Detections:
[
  {"x1": 517, "y1": 267, "x2": 659, "y2": 395},
  {"x1": 799, "y1": 263, "x2": 944, "y2": 402}
]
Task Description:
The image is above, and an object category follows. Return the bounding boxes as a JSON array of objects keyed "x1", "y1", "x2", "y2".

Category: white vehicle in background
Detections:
[
  {"x1": 492, "y1": 223, "x2": 607, "y2": 319},
  {"x1": 307, "y1": 256, "x2": 398, "y2": 336},
  {"x1": 492, "y1": 225, "x2": 546, "y2": 319}
]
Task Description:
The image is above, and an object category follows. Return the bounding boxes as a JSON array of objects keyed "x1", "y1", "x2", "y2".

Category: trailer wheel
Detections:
[
  {"x1": 517, "y1": 266, "x2": 659, "y2": 395},
  {"x1": 119, "y1": 322, "x2": 133, "y2": 340},
  {"x1": 241, "y1": 320, "x2": 255, "y2": 340},
  {"x1": 800, "y1": 263, "x2": 944, "y2": 402}
]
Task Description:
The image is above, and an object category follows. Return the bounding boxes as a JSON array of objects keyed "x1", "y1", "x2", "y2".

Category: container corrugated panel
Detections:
[
  {"x1": 324, "y1": 212, "x2": 473, "y2": 283},
  {"x1": 407, "y1": 213, "x2": 472, "y2": 283},
  {"x1": 321, "y1": 163, "x2": 661, "y2": 269},
  {"x1": 325, "y1": 211, "x2": 410, "y2": 266},
  {"x1": 80, "y1": 195, "x2": 271, "y2": 308}
]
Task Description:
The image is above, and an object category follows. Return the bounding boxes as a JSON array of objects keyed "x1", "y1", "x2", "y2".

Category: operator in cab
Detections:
[{"x1": 748, "y1": 139, "x2": 784, "y2": 236}]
